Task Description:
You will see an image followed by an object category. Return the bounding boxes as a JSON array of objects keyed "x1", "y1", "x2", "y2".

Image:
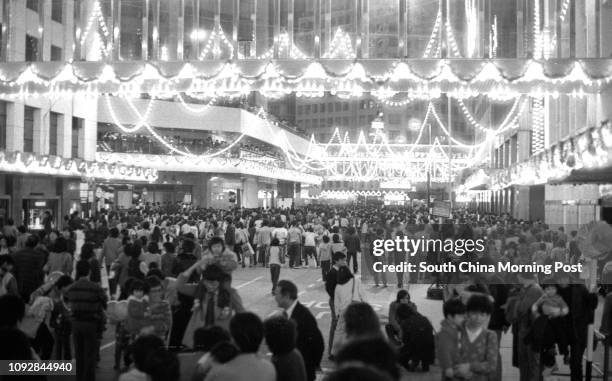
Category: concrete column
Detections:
[
  {"x1": 242, "y1": 177, "x2": 259, "y2": 208},
  {"x1": 74, "y1": 97, "x2": 97, "y2": 161},
  {"x1": 6, "y1": 101, "x2": 24, "y2": 151},
  {"x1": 40, "y1": 0, "x2": 51, "y2": 61},
  {"x1": 9, "y1": 0, "x2": 25, "y2": 61},
  {"x1": 33, "y1": 106, "x2": 45, "y2": 154},
  {"x1": 58, "y1": 113, "x2": 71, "y2": 158},
  {"x1": 191, "y1": 173, "x2": 210, "y2": 208}
]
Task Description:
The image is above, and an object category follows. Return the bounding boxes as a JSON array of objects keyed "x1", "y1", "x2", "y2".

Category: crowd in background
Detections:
[{"x1": 0, "y1": 203, "x2": 608, "y2": 381}]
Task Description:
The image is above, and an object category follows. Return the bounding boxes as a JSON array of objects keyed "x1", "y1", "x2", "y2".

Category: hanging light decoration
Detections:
[{"x1": 323, "y1": 28, "x2": 356, "y2": 59}]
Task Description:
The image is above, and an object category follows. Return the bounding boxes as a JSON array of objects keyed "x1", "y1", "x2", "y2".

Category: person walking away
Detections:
[
  {"x1": 302, "y1": 227, "x2": 317, "y2": 267},
  {"x1": 343, "y1": 227, "x2": 361, "y2": 273},
  {"x1": 287, "y1": 222, "x2": 303, "y2": 268},
  {"x1": 12, "y1": 235, "x2": 46, "y2": 301},
  {"x1": 255, "y1": 220, "x2": 272, "y2": 267},
  {"x1": 263, "y1": 316, "x2": 308, "y2": 381},
  {"x1": 325, "y1": 252, "x2": 347, "y2": 359},
  {"x1": 65, "y1": 260, "x2": 108, "y2": 381},
  {"x1": 331, "y1": 266, "x2": 366, "y2": 356},
  {"x1": 319, "y1": 235, "x2": 332, "y2": 281},
  {"x1": 268, "y1": 238, "x2": 282, "y2": 295}
]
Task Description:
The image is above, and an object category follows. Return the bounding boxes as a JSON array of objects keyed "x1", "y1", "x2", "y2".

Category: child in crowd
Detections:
[
  {"x1": 145, "y1": 276, "x2": 172, "y2": 341},
  {"x1": 126, "y1": 280, "x2": 153, "y2": 337},
  {"x1": 436, "y1": 299, "x2": 467, "y2": 380},
  {"x1": 269, "y1": 238, "x2": 282, "y2": 295},
  {"x1": 319, "y1": 235, "x2": 332, "y2": 282}
]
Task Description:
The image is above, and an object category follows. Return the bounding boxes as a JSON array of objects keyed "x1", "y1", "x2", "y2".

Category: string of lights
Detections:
[
  {"x1": 79, "y1": 0, "x2": 111, "y2": 59},
  {"x1": 322, "y1": 28, "x2": 356, "y2": 59},
  {"x1": 199, "y1": 23, "x2": 235, "y2": 60}
]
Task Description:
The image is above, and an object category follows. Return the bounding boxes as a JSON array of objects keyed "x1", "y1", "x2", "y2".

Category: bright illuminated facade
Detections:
[{"x1": 0, "y1": 0, "x2": 611, "y2": 225}]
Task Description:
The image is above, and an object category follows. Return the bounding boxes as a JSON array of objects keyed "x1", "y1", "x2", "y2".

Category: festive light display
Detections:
[
  {"x1": 258, "y1": 31, "x2": 307, "y2": 60},
  {"x1": 466, "y1": 0, "x2": 479, "y2": 58},
  {"x1": 464, "y1": 120, "x2": 612, "y2": 190},
  {"x1": 323, "y1": 28, "x2": 356, "y2": 59},
  {"x1": 319, "y1": 190, "x2": 408, "y2": 199},
  {"x1": 532, "y1": 97, "x2": 545, "y2": 154},
  {"x1": 199, "y1": 23, "x2": 235, "y2": 60},
  {"x1": 79, "y1": 0, "x2": 112, "y2": 59},
  {"x1": 96, "y1": 152, "x2": 321, "y2": 184},
  {"x1": 423, "y1": 8, "x2": 442, "y2": 58},
  {"x1": 3, "y1": 59, "x2": 608, "y2": 98},
  {"x1": 0, "y1": 150, "x2": 157, "y2": 182}
]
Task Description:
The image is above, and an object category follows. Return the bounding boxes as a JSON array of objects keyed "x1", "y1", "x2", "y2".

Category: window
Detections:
[
  {"x1": 328, "y1": 103, "x2": 333, "y2": 112},
  {"x1": 320, "y1": 118, "x2": 326, "y2": 128},
  {"x1": 335, "y1": 103, "x2": 341, "y2": 112},
  {"x1": 334, "y1": 117, "x2": 341, "y2": 125},
  {"x1": 304, "y1": 120, "x2": 311, "y2": 129},
  {"x1": 327, "y1": 117, "x2": 333, "y2": 126},
  {"x1": 49, "y1": 112, "x2": 59, "y2": 155},
  {"x1": 343, "y1": 103, "x2": 349, "y2": 111},
  {"x1": 25, "y1": 35, "x2": 39, "y2": 61},
  {"x1": 312, "y1": 119, "x2": 318, "y2": 128},
  {"x1": 0, "y1": 101, "x2": 6, "y2": 149},
  {"x1": 26, "y1": 0, "x2": 38, "y2": 11},
  {"x1": 342, "y1": 117, "x2": 349, "y2": 126},
  {"x1": 320, "y1": 104, "x2": 325, "y2": 112},
  {"x1": 24, "y1": 107, "x2": 35, "y2": 153},
  {"x1": 313, "y1": 104, "x2": 318, "y2": 113},
  {"x1": 51, "y1": 0, "x2": 63, "y2": 22},
  {"x1": 297, "y1": 105, "x2": 303, "y2": 114},
  {"x1": 71, "y1": 117, "x2": 83, "y2": 158},
  {"x1": 50, "y1": 45, "x2": 62, "y2": 61},
  {"x1": 388, "y1": 113, "x2": 401, "y2": 125},
  {"x1": 305, "y1": 105, "x2": 311, "y2": 114}
]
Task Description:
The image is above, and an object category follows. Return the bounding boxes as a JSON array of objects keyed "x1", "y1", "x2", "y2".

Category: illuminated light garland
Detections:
[
  {"x1": 430, "y1": 104, "x2": 489, "y2": 148},
  {"x1": 457, "y1": 97, "x2": 525, "y2": 133},
  {"x1": 323, "y1": 28, "x2": 356, "y2": 59},
  {"x1": 532, "y1": 97, "x2": 545, "y2": 154},
  {"x1": 177, "y1": 93, "x2": 217, "y2": 113},
  {"x1": 533, "y1": 0, "x2": 544, "y2": 59},
  {"x1": 104, "y1": 94, "x2": 154, "y2": 133},
  {"x1": 423, "y1": 7, "x2": 442, "y2": 58},
  {"x1": 199, "y1": 23, "x2": 235, "y2": 60},
  {"x1": 560, "y1": 0, "x2": 571, "y2": 22},
  {"x1": 0, "y1": 150, "x2": 156, "y2": 182},
  {"x1": 444, "y1": 19, "x2": 462, "y2": 58},
  {"x1": 258, "y1": 31, "x2": 308, "y2": 60},
  {"x1": 79, "y1": 0, "x2": 112, "y2": 59}
]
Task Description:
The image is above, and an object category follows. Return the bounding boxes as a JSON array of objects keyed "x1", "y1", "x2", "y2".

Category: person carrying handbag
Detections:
[{"x1": 331, "y1": 266, "x2": 366, "y2": 356}]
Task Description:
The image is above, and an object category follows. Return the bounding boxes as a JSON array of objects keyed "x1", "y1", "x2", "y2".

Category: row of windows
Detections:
[
  {"x1": 25, "y1": 35, "x2": 63, "y2": 61},
  {"x1": 26, "y1": 0, "x2": 63, "y2": 23},
  {"x1": 296, "y1": 100, "x2": 377, "y2": 115},
  {"x1": 0, "y1": 102, "x2": 80, "y2": 158}
]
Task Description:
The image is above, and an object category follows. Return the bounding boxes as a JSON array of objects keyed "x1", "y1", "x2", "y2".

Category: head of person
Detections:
[
  {"x1": 271, "y1": 237, "x2": 280, "y2": 247},
  {"x1": 322, "y1": 235, "x2": 330, "y2": 244},
  {"x1": 337, "y1": 266, "x2": 354, "y2": 285},
  {"x1": 210, "y1": 341, "x2": 240, "y2": 364},
  {"x1": 145, "y1": 276, "x2": 163, "y2": 302},
  {"x1": 0, "y1": 294, "x2": 26, "y2": 328},
  {"x1": 332, "y1": 251, "x2": 347, "y2": 267},
  {"x1": 201, "y1": 263, "x2": 225, "y2": 293},
  {"x1": 53, "y1": 237, "x2": 68, "y2": 254},
  {"x1": 442, "y1": 298, "x2": 466, "y2": 327},
  {"x1": 193, "y1": 325, "x2": 230, "y2": 352},
  {"x1": 324, "y1": 365, "x2": 394, "y2": 381},
  {"x1": 465, "y1": 294, "x2": 493, "y2": 330},
  {"x1": 229, "y1": 312, "x2": 264, "y2": 354},
  {"x1": 181, "y1": 238, "x2": 195, "y2": 255},
  {"x1": 207, "y1": 237, "x2": 225, "y2": 255},
  {"x1": 163, "y1": 242, "x2": 175, "y2": 255},
  {"x1": 332, "y1": 233, "x2": 341, "y2": 243},
  {"x1": 25, "y1": 235, "x2": 39, "y2": 249},
  {"x1": 109, "y1": 227, "x2": 119, "y2": 238},
  {"x1": 75, "y1": 259, "x2": 91, "y2": 279},
  {"x1": 517, "y1": 272, "x2": 537, "y2": 286},
  {"x1": 335, "y1": 337, "x2": 400, "y2": 381},
  {"x1": 146, "y1": 348, "x2": 180, "y2": 381},
  {"x1": 55, "y1": 275, "x2": 74, "y2": 295},
  {"x1": 274, "y1": 279, "x2": 298, "y2": 309},
  {"x1": 130, "y1": 279, "x2": 148, "y2": 299},
  {"x1": 147, "y1": 242, "x2": 159, "y2": 255},
  {"x1": 344, "y1": 302, "x2": 381, "y2": 339},
  {"x1": 395, "y1": 290, "x2": 410, "y2": 304},
  {"x1": 80, "y1": 242, "x2": 95, "y2": 260},
  {"x1": 263, "y1": 316, "x2": 297, "y2": 356},
  {"x1": 0, "y1": 254, "x2": 14, "y2": 276},
  {"x1": 129, "y1": 335, "x2": 165, "y2": 372}
]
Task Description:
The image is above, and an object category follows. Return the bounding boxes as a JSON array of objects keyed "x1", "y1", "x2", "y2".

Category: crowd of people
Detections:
[{"x1": 0, "y1": 203, "x2": 608, "y2": 381}]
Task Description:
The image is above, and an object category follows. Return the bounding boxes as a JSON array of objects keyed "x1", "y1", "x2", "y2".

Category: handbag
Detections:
[{"x1": 350, "y1": 278, "x2": 361, "y2": 303}]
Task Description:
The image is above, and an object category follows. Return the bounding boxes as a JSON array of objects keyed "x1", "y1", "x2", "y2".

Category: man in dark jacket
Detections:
[
  {"x1": 12, "y1": 235, "x2": 46, "y2": 301},
  {"x1": 343, "y1": 227, "x2": 361, "y2": 273},
  {"x1": 325, "y1": 252, "x2": 347, "y2": 359},
  {"x1": 275, "y1": 280, "x2": 324, "y2": 381},
  {"x1": 558, "y1": 273, "x2": 598, "y2": 381}
]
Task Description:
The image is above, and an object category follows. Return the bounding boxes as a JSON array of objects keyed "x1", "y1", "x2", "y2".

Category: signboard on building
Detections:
[{"x1": 432, "y1": 201, "x2": 451, "y2": 218}]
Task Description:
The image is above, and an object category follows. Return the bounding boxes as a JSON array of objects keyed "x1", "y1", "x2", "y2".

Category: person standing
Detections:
[
  {"x1": 274, "y1": 280, "x2": 324, "y2": 381},
  {"x1": 12, "y1": 235, "x2": 46, "y2": 301},
  {"x1": 331, "y1": 266, "x2": 366, "y2": 356},
  {"x1": 287, "y1": 222, "x2": 303, "y2": 268},
  {"x1": 65, "y1": 260, "x2": 107, "y2": 381},
  {"x1": 263, "y1": 316, "x2": 307, "y2": 381},
  {"x1": 557, "y1": 273, "x2": 598, "y2": 381},
  {"x1": 325, "y1": 252, "x2": 347, "y2": 359},
  {"x1": 103, "y1": 227, "x2": 122, "y2": 298},
  {"x1": 343, "y1": 227, "x2": 361, "y2": 274},
  {"x1": 268, "y1": 238, "x2": 282, "y2": 295},
  {"x1": 255, "y1": 220, "x2": 272, "y2": 267}
]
